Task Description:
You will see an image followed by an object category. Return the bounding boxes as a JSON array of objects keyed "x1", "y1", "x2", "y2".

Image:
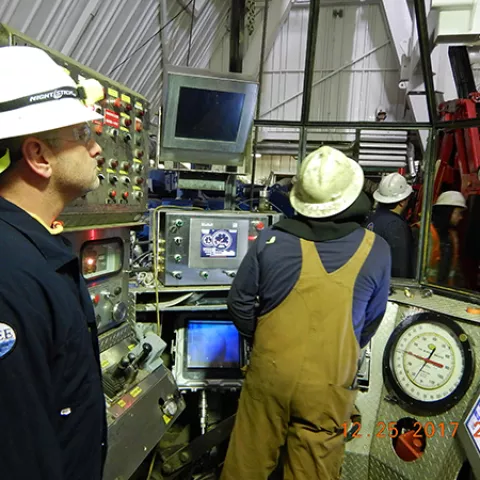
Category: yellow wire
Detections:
[{"x1": 146, "y1": 451, "x2": 157, "y2": 480}]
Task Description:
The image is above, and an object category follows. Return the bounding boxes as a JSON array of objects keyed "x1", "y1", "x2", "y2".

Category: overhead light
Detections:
[{"x1": 255, "y1": 153, "x2": 262, "y2": 158}]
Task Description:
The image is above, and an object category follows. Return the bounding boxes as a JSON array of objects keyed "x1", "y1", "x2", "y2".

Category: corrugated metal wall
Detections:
[
  {"x1": 211, "y1": 2, "x2": 406, "y2": 124},
  {"x1": 0, "y1": 0, "x2": 229, "y2": 114}
]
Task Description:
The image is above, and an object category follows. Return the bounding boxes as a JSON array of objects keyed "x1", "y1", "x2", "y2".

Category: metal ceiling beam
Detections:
[{"x1": 243, "y1": 0, "x2": 292, "y2": 77}]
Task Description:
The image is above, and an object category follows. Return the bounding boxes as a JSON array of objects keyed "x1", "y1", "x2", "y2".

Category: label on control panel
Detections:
[
  {"x1": 130, "y1": 386, "x2": 142, "y2": 398},
  {"x1": 104, "y1": 109, "x2": 120, "y2": 128},
  {"x1": 117, "y1": 399, "x2": 126, "y2": 408},
  {"x1": 135, "y1": 101, "x2": 143, "y2": 110},
  {"x1": 163, "y1": 414, "x2": 172, "y2": 425},
  {"x1": 101, "y1": 359, "x2": 110, "y2": 369},
  {"x1": 121, "y1": 93, "x2": 131, "y2": 103},
  {"x1": 107, "y1": 88, "x2": 119, "y2": 98}
]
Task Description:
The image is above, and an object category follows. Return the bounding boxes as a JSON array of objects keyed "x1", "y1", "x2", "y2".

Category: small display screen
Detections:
[
  {"x1": 200, "y1": 228, "x2": 238, "y2": 258},
  {"x1": 81, "y1": 239, "x2": 123, "y2": 280},
  {"x1": 465, "y1": 395, "x2": 480, "y2": 454},
  {"x1": 187, "y1": 320, "x2": 240, "y2": 368},
  {"x1": 175, "y1": 86, "x2": 245, "y2": 142}
]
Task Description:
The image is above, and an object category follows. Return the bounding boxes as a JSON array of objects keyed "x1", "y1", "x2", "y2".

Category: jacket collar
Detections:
[{"x1": 0, "y1": 196, "x2": 76, "y2": 270}]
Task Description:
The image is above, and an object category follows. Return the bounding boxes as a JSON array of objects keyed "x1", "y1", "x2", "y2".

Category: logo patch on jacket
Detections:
[
  {"x1": 0, "y1": 323, "x2": 16, "y2": 358},
  {"x1": 366, "y1": 222, "x2": 374, "y2": 231}
]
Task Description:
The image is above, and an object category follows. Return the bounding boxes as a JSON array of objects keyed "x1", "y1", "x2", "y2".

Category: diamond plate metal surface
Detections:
[{"x1": 342, "y1": 298, "x2": 480, "y2": 480}]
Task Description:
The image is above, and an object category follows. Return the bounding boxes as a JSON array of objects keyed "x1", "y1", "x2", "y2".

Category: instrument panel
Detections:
[{"x1": 0, "y1": 23, "x2": 150, "y2": 228}]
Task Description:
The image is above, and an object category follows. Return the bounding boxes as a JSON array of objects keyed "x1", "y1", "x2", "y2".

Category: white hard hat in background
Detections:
[
  {"x1": 0, "y1": 46, "x2": 103, "y2": 140},
  {"x1": 373, "y1": 173, "x2": 413, "y2": 204},
  {"x1": 289, "y1": 146, "x2": 364, "y2": 218},
  {"x1": 434, "y1": 191, "x2": 467, "y2": 209}
]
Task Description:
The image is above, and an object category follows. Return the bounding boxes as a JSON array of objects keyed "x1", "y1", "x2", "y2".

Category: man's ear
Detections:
[{"x1": 21, "y1": 136, "x2": 53, "y2": 180}]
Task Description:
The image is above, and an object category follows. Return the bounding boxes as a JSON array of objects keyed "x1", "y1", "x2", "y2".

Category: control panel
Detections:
[
  {"x1": 0, "y1": 24, "x2": 149, "y2": 228},
  {"x1": 155, "y1": 210, "x2": 282, "y2": 286},
  {"x1": 64, "y1": 226, "x2": 131, "y2": 334}
]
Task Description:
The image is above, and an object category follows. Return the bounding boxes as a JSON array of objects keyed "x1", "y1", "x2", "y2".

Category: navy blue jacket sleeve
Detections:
[
  {"x1": 360, "y1": 239, "x2": 391, "y2": 348},
  {"x1": 0, "y1": 290, "x2": 63, "y2": 480},
  {"x1": 227, "y1": 240, "x2": 260, "y2": 337}
]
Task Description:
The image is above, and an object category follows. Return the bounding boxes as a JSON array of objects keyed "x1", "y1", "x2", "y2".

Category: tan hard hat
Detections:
[{"x1": 289, "y1": 146, "x2": 364, "y2": 218}]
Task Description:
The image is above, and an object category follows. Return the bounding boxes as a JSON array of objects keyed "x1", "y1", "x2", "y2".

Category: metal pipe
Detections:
[
  {"x1": 199, "y1": 390, "x2": 208, "y2": 435},
  {"x1": 186, "y1": 0, "x2": 196, "y2": 66},
  {"x1": 359, "y1": 161, "x2": 407, "y2": 167},
  {"x1": 250, "y1": 0, "x2": 270, "y2": 199},
  {"x1": 416, "y1": 129, "x2": 437, "y2": 283},
  {"x1": 254, "y1": 119, "x2": 432, "y2": 129},
  {"x1": 413, "y1": 0, "x2": 437, "y2": 124},
  {"x1": 407, "y1": 142, "x2": 417, "y2": 178},
  {"x1": 160, "y1": 0, "x2": 171, "y2": 64}
]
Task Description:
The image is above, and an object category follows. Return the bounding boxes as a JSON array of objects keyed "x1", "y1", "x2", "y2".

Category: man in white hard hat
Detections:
[
  {"x1": 366, "y1": 173, "x2": 414, "y2": 278},
  {"x1": 427, "y1": 191, "x2": 467, "y2": 286},
  {"x1": 222, "y1": 146, "x2": 391, "y2": 480},
  {"x1": 0, "y1": 46, "x2": 107, "y2": 480}
]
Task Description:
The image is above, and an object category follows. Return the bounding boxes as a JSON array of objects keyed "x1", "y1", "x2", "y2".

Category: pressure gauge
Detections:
[{"x1": 383, "y1": 312, "x2": 475, "y2": 415}]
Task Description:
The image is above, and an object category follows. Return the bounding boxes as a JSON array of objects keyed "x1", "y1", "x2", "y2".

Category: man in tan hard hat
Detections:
[
  {"x1": 221, "y1": 146, "x2": 391, "y2": 480},
  {"x1": 0, "y1": 46, "x2": 106, "y2": 479},
  {"x1": 366, "y1": 172, "x2": 415, "y2": 278}
]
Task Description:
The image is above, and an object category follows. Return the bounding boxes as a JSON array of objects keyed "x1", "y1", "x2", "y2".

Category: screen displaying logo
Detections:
[{"x1": 200, "y1": 228, "x2": 238, "y2": 258}]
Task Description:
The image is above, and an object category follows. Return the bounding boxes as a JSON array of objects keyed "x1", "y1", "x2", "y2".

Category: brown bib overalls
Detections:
[{"x1": 221, "y1": 230, "x2": 374, "y2": 480}]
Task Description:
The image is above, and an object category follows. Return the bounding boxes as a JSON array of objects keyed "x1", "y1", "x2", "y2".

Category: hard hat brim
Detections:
[
  {"x1": 373, "y1": 185, "x2": 412, "y2": 204},
  {"x1": 0, "y1": 99, "x2": 103, "y2": 140},
  {"x1": 289, "y1": 159, "x2": 364, "y2": 218}
]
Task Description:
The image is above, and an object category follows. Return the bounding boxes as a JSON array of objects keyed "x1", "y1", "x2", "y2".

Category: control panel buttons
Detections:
[
  {"x1": 123, "y1": 134, "x2": 132, "y2": 143},
  {"x1": 171, "y1": 271, "x2": 182, "y2": 280},
  {"x1": 224, "y1": 270, "x2": 236, "y2": 278},
  {"x1": 162, "y1": 397, "x2": 178, "y2": 417},
  {"x1": 97, "y1": 173, "x2": 105, "y2": 183},
  {"x1": 174, "y1": 219, "x2": 184, "y2": 228},
  {"x1": 121, "y1": 117, "x2": 132, "y2": 128},
  {"x1": 253, "y1": 221, "x2": 265, "y2": 231},
  {"x1": 109, "y1": 190, "x2": 117, "y2": 199},
  {"x1": 174, "y1": 237, "x2": 183, "y2": 245},
  {"x1": 109, "y1": 128, "x2": 118, "y2": 140},
  {"x1": 109, "y1": 175, "x2": 118, "y2": 185},
  {"x1": 125, "y1": 103, "x2": 133, "y2": 112},
  {"x1": 200, "y1": 271, "x2": 209, "y2": 279},
  {"x1": 133, "y1": 191, "x2": 143, "y2": 200},
  {"x1": 121, "y1": 162, "x2": 130, "y2": 171},
  {"x1": 134, "y1": 149, "x2": 144, "y2": 158},
  {"x1": 134, "y1": 176, "x2": 144, "y2": 185},
  {"x1": 96, "y1": 156, "x2": 105, "y2": 167},
  {"x1": 122, "y1": 192, "x2": 129, "y2": 200},
  {"x1": 174, "y1": 254, "x2": 182, "y2": 263},
  {"x1": 112, "y1": 98, "x2": 122, "y2": 109},
  {"x1": 135, "y1": 119, "x2": 143, "y2": 132},
  {"x1": 95, "y1": 124, "x2": 103, "y2": 135},
  {"x1": 109, "y1": 159, "x2": 118, "y2": 169},
  {"x1": 91, "y1": 294, "x2": 101, "y2": 306},
  {"x1": 120, "y1": 176, "x2": 130, "y2": 185},
  {"x1": 133, "y1": 163, "x2": 144, "y2": 174},
  {"x1": 112, "y1": 302, "x2": 128, "y2": 323}
]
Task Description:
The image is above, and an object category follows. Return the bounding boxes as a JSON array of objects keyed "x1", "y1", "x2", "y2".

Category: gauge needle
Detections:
[{"x1": 406, "y1": 348, "x2": 444, "y2": 372}]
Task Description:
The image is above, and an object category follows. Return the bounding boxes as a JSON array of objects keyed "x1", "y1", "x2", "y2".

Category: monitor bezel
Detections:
[{"x1": 162, "y1": 65, "x2": 258, "y2": 155}]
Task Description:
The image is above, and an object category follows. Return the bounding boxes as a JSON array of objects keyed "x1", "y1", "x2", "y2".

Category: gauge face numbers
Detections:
[{"x1": 392, "y1": 322, "x2": 465, "y2": 403}]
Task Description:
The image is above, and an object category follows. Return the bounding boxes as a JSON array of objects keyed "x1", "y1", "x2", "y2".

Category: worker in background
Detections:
[
  {"x1": 366, "y1": 173, "x2": 414, "y2": 278},
  {"x1": 426, "y1": 191, "x2": 467, "y2": 286},
  {"x1": 0, "y1": 47, "x2": 106, "y2": 479},
  {"x1": 221, "y1": 146, "x2": 391, "y2": 480}
]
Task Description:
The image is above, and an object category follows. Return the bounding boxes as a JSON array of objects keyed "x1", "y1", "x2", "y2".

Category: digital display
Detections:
[
  {"x1": 187, "y1": 320, "x2": 240, "y2": 368},
  {"x1": 200, "y1": 228, "x2": 238, "y2": 258},
  {"x1": 465, "y1": 396, "x2": 480, "y2": 454},
  {"x1": 81, "y1": 239, "x2": 123, "y2": 280},
  {"x1": 175, "y1": 87, "x2": 245, "y2": 142}
]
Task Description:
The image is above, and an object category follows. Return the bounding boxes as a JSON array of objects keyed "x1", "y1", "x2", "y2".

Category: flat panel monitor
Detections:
[
  {"x1": 458, "y1": 387, "x2": 480, "y2": 479},
  {"x1": 187, "y1": 320, "x2": 241, "y2": 369},
  {"x1": 161, "y1": 65, "x2": 259, "y2": 166}
]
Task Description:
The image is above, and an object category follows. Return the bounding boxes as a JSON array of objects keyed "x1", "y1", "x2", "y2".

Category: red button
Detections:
[
  {"x1": 122, "y1": 192, "x2": 129, "y2": 199},
  {"x1": 255, "y1": 221, "x2": 265, "y2": 231},
  {"x1": 92, "y1": 294, "x2": 100, "y2": 306},
  {"x1": 109, "y1": 190, "x2": 117, "y2": 198}
]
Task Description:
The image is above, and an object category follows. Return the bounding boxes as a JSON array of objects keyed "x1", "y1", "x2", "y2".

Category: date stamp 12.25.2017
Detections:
[{"x1": 342, "y1": 421, "x2": 462, "y2": 439}]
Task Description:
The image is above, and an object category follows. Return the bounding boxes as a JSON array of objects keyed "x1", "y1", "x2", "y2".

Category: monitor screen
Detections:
[
  {"x1": 200, "y1": 228, "x2": 238, "y2": 258},
  {"x1": 186, "y1": 320, "x2": 241, "y2": 368},
  {"x1": 465, "y1": 395, "x2": 480, "y2": 454},
  {"x1": 175, "y1": 87, "x2": 246, "y2": 142}
]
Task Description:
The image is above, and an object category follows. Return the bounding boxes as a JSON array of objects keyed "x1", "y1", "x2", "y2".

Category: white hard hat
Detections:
[
  {"x1": 289, "y1": 146, "x2": 364, "y2": 218},
  {"x1": 0, "y1": 46, "x2": 103, "y2": 140},
  {"x1": 434, "y1": 191, "x2": 467, "y2": 209},
  {"x1": 373, "y1": 173, "x2": 413, "y2": 204}
]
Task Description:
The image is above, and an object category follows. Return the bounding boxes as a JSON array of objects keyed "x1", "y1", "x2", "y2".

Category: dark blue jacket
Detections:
[
  {"x1": 227, "y1": 226, "x2": 391, "y2": 348},
  {"x1": 366, "y1": 206, "x2": 414, "y2": 278},
  {"x1": 0, "y1": 197, "x2": 106, "y2": 480}
]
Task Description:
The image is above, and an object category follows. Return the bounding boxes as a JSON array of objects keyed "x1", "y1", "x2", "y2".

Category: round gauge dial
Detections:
[{"x1": 383, "y1": 312, "x2": 475, "y2": 415}]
